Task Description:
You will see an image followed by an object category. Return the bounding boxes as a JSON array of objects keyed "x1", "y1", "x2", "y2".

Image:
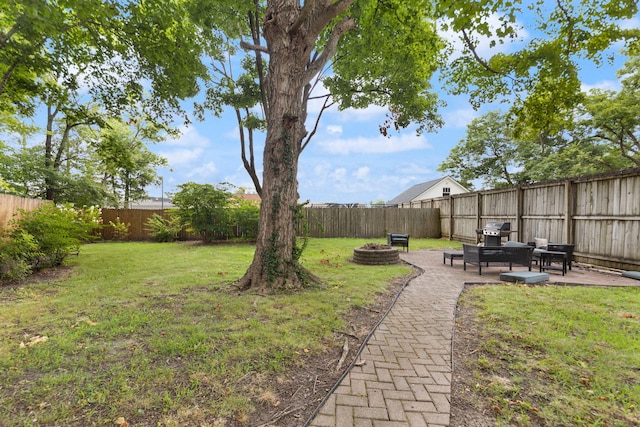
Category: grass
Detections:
[
  {"x1": 0, "y1": 237, "x2": 458, "y2": 426},
  {"x1": 458, "y1": 284, "x2": 640, "y2": 426}
]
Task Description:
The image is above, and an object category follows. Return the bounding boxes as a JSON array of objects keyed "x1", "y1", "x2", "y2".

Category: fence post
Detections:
[
  {"x1": 563, "y1": 179, "x2": 574, "y2": 244},
  {"x1": 476, "y1": 193, "x2": 482, "y2": 243},
  {"x1": 516, "y1": 187, "x2": 524, "y2": 243},
  {"x1": 448, "y1": 195, "x2": 454, "y2": 240}
]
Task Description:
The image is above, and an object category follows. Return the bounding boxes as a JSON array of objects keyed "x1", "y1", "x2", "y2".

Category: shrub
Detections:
[
  {"x1": 171, "y1": 182, "x2": 235, "y2": 242},
  {"x1": 109, "y1": 217, "x2": 131, "y2": 241},
  {"x1": 0, "y1": 204, "x2": 102, "y2": 282},
  {"x1": 146, "y1": 212, "x2": 182, "y2": 242},
  {"x1": 231, "y1": 197, "x2": 260, "y2": 239},
  {"x1": 0, "y1": 231, "x2": 41, "y2": 282}
]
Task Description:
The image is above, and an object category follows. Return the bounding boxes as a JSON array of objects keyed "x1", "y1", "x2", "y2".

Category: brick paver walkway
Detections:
[{"x1": 307, "y1": 249, "x2": 640, "y2": 427}]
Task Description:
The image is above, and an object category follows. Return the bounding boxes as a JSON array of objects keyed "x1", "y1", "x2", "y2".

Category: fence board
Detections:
[
  {"x1": 0, "y1": 194, "x2": 51, "y2": 231},
  {"x1": 101, "y1": 209, "x2": 199, "y2": 241},
  {"x1": 300, "y1": 208, "x2": 440, "y2": 238}
]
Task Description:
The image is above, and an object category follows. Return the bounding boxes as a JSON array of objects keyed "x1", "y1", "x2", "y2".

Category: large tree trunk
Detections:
[
  {"x1": 238, "y1": 3, "x2": 308, "y2": 293},
  {"x1": 237, "y1": 0, "x2": 353, "y2": 293}
]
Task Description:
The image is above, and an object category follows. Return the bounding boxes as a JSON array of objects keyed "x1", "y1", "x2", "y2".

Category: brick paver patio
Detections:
[{"x1": 307, "y1": 249, "x2": 640, "y2": 427}]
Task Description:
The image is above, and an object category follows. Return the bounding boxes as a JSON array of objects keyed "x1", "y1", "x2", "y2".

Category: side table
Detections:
[
  {"x1": 443, "y1": 251, "x2": 464, "y2": 266},
  {"x1": 538, "y1": 250, "x2": 567, "y2": 276}
]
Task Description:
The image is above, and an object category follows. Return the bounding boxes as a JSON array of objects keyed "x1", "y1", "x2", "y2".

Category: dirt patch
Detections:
[
  {"x1": 0, "y1": 265, "x2": 74, "y2": 290},
  {"x1": 449, "y1": 288, "x2": 496, "y2": 427}
]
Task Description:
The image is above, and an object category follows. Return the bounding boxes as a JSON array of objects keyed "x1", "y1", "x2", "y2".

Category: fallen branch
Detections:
[
  {"x1": 255, "y1": 406, "x2": 303, "y2": 427},
  {"x1": 335, "y1": 338, "x2": 349, "y2": 372},
  {"x1": 334, "y1": 330, "x2": 359, "y2": 340},
  {"x1": 290, "y1": 385, "x2": 303, "y2": 398}
]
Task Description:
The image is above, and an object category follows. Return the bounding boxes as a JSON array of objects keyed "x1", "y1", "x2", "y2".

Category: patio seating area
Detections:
[
  {"x1": 441, "y1": 246, "x2": 639, "y2": 286},
  {"x1": 462, "y1": 242, "x2": 534, "y2": 275}
]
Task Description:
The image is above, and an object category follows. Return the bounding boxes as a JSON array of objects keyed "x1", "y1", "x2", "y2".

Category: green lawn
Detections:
[
  {"x1": 457, "y1": 284, "x2": 640, "y2": 426},
  {"x1": 0, "y1": 238, "x2": 457, "y2": 426}
]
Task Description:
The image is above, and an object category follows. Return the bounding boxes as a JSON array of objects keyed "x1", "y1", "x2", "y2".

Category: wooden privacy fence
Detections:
[
  {"x1": 101, "y1": 209, "x2": 199, "y2": 241},
  {"x1": 100, "y1": 207, "x2": 441, "y2": 241},
  {"x1": 0, "y1": 194, "x2": 51, "y2": 231},
  {"x1": 405, "y1": 168, "x2": 640, "y2": 271},
  {"x1": 300, "y1": 207, "x2": 441, "y2": 238}
]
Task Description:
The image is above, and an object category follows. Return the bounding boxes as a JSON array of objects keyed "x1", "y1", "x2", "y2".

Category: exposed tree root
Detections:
[{"x1": 236, "y1": 264, "x2": 325, "y2": 294}]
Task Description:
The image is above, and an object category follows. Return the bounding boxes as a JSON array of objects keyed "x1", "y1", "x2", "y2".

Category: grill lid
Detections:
[{"x1": 481, "y1": 222, "x2": 511, "y2": 235}]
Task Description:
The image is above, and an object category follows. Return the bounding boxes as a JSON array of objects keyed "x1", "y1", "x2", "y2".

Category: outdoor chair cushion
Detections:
[
  {"x1": 534, "y1": 237, "x2": 548, "y2": 249},
  {"x1": 504, "y1": 241, "x2": 530, "y2": 247}
]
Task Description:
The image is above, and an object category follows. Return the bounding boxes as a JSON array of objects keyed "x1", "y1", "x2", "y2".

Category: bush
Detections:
[
  {"x1": 109, "y1": 217, "x2": 131, "y2": 241},
  {"x1": 0, "y1": 231, "x2": 41, "y2": 282},
  {"x1": 231, "y1": 197, "x2": 260, "y2": 239},
  {"x1": 172, "y1": 182, "x2": 235, "y2": 242},
  {"x1": 146, "y1": 212, "x2": 182, "y2": 242},
  {"x1": 0, "y1": 204, "x2": 101, "y2": 283}
]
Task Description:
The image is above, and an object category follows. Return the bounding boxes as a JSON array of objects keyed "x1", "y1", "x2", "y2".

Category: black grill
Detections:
[{"x1": 476, "y1": 222, "x2": 511, "y2": 246}]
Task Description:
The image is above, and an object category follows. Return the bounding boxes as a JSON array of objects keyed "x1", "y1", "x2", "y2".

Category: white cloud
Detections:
[
  {"x1": 326, "y1": 125, "x2": 343, "y2": 135},
  {"x1": 335, "y1": 104, "x2": 388, "y2": 123},
  {"x1": 330, "y1": 167, "x2": 347, "y2": 181},
  {"x1": 581, "y1": 80, "x2": 620, "y2": 93},
  {"x1": 318, "y1": 133, "x2": 431, "y2": 155},
  {"x1": 443, "y1": 107, "x2": 479, "y2": 129},
  {"x1": 165, "y1": 125, "x2": 211, "y2": 147},
  {"x1": 186, "y1": 161, "x2": 218, "y2": 180},
  {"x1": 353, "y1": 166, "x2": 370, "y2": 179},
  {"x1": 157, "y1": 148, "x2": 205, "y2": 167}
]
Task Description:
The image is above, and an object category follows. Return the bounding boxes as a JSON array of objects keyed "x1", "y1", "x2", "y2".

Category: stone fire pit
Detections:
[{"x1": 352, "y1": 243, "x2": 400, "y2": 265}]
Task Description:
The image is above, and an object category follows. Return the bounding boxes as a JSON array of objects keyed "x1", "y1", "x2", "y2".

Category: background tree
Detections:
[
  {"x1": 441, "y1": 48, "x2": 640, "y2": 189},
  {"x1": 1, "y1": 0, "x2": 210, "y2": 126},
  {"x1": 1, "y1": 0, "x2": 213, "y2": 205},
  {"x1": 577, "y1": 51, "x2": 640, "y2": 167},
  {"x1": 95, "y1": 119, "x2": 168, "y2": 208},
  {"x1": 1, "y1": 115, "x2": 167, "y2": 206},
  {"x1": 440, "y1": 109, "x2": 635, "y2": 190},
  {"x1": 438, "y1": 111, "x2": 526, "y2": 189}
]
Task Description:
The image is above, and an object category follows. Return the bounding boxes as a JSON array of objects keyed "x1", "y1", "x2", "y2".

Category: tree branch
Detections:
[
  {"x1": 302, "y1": 94, "x2": 334, "y2": 152},
  {"x1": 236, "y1": 107, "x2": 262, "y2": 195},
  {"x1": 249, "y1": 3, "x2": 269, "y2": 118},
  {"x1": 239, "y1": 40, "x2": 269, "y2": 54},
  {"x1": 302, "y1": 15, "x2": 355, "y2": 85},
  {"x1": 290, "y1": 0, "x2": 317, "y2": 34},
  {"x1": 308, "y1": 0, "x2": 355, "y2": 39},
  {"x1": 461, "y1": 28, "x2": 503, "y2": 75},
  {"x1": 0, "y1": 61, "x2": 18, "y2": 96}
]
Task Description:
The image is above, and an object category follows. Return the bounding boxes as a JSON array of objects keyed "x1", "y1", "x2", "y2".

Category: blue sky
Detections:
[{"x1": 145, "y1": 13, "x2": 639, "y2": 205}]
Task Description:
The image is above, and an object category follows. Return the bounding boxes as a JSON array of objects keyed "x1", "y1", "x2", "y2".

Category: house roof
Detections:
[
  {"x1": 237, "y1": 193, "x2": 261, "y2": 202},
  {"x1": 387, "y1": 177, "x2": 450, "y2": 205},
  {"x1": 127, "y1": 197, "x2": 175, "y2": 209}
]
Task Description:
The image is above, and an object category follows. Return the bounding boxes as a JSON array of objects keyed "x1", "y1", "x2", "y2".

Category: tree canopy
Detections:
[
  {"x1": 440, "y1": 49, "x2": 640, "y2": 188},
  {"x1": 437, "y1": 0, "x2": 638, "y2": 144},
  {"x1": 1, "y1": 0, "x2": 210, "y2": 124},
  {"x1": 1, "y1": 0, "x2": 213, "y2": 205}
]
